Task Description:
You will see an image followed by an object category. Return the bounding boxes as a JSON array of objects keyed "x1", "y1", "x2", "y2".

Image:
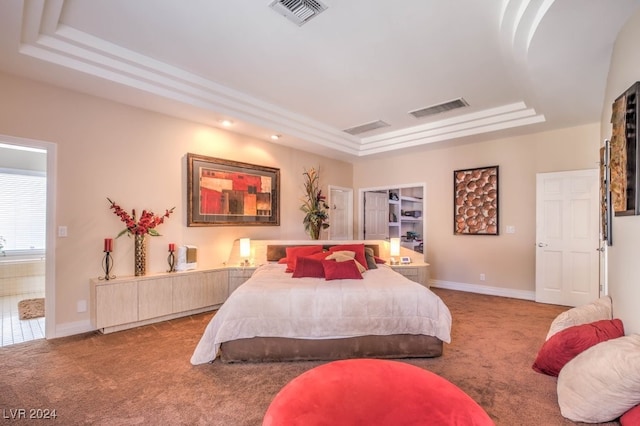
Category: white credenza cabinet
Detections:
[{"x1": 90, "y1": 267, "x2": 232, "y2": 334}]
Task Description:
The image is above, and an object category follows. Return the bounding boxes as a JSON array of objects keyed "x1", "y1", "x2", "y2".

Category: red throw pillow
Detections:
[
  {"x1": 328, "y1": 244, "x2": 368, "y2": 270},
  {"x1": 621, "y1": 404, "x2": 640, "y2": 426},
  {"x1": 292, "y1": 252, "x2": 330, "y2": 278},
  {"x1": 322, "y1": 259, "x2": 363, "y2": 280},
  {"x1": 284, "y1": 245, "x2": 323, "y2": 272},
  {"x1": 374, "y1": 256, "x2": 386, "y2": 264},
  {"x1": 532, "y1": 318, "x2": 624, "y2": 376}
]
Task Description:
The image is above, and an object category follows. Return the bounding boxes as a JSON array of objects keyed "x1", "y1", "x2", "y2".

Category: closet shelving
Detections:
[{"x1": 388, "y1": 187, "x2": 424, "y2": 252}]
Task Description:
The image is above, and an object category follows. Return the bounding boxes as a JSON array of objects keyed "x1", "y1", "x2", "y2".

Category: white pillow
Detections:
[
  {"x1": 557, "y1": 334, "x2": 640, "y2": 423},
  {"x1": 325, "y1": 251, "x2": 366, "y2": 273},
  {"x1": 546, "y1": 296, "x2": 612, "y2": 340}
]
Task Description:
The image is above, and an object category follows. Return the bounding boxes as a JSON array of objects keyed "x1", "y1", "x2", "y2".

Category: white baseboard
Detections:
[
  {"x1": 430, "y1": 279, "x2": 535, "y2": 301},
  {"x1": 51, "y1": 319, "x2": 94, "y2": 339}
]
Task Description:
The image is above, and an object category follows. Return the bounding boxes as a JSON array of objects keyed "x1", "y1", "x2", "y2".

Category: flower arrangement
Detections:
[
  {"x1": 300, "y1": 167, "x2": 329, "y2": 239},
  {"x1": 108, "y1": 198, "x2": 175, "y2": 237}
]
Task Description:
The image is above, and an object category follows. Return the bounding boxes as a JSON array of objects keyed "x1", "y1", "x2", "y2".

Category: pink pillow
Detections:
[
  {"x1": 621, "y1": 404, "x2": 640, "y2": 425},
  {"x1": 532, "y1": 318, "x2": 624, "y2": 376},
  {"x1": 322, "y1": 259, "x2": 363, "y2": 280},
  {"x1": 328, "y1": 244, "x2": 368, "y2": 270},
  {"x1": 292, "y1": 252, "x2": 330, "y2": 278},
  {"x1": 284, "y1": 245, "x2": 323, "y2": 272}
]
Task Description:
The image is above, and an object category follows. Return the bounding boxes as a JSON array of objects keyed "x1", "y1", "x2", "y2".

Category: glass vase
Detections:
[
  {"x1": 134, "y1": 234, "x2": 147, "y2": 276},
  {"x1": 309, "y1": 220, "x2": 323, "y2": 240}
]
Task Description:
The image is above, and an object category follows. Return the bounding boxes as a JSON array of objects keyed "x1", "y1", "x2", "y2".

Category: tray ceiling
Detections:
[{"x1": 0, "y1": 0, "x2": 638, "y2": 160}]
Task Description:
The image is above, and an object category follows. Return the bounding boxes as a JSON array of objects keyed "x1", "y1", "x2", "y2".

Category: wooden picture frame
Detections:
[
  {"x1": 600, "y1": 140, "x2": 613, "y2": 245},
  {"x1": 187, "y1": 153, "x2": 280, "y2": 227},
  {"x1": 453, "y1": 165, "x2": 499, "y2": 235},
  {"x1": 610, "y1": 82, "x2": 640, "y2": 216}
]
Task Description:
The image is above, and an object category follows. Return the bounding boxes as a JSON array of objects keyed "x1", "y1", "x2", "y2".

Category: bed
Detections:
[{"x1": 190, "y1": 243, "x2": 452, "y2": 364}]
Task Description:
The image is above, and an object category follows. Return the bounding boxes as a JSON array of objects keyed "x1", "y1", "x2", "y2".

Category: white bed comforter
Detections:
[{"x1": 190, "y1": 263, "x2": 452, "y2": 365}]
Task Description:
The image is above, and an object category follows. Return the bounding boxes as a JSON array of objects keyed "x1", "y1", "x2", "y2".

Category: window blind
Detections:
[{"x1": 0, "y1": 170, "x2": 46, "y2": 252}]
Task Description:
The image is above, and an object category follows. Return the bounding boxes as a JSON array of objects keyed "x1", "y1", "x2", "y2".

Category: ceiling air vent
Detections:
[
  {"x1": 343, "y1": 120, "x2": 390, "y2": 136},
  {"x1": 269, "y1": 0, "x2": 328, "y2": 26},
  {"x1": 409, "y1": 98, "x2": 469, "y2": 119}
]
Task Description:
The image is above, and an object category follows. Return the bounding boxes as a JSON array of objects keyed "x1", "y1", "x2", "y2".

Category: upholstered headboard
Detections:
[
  {"x1": 226, "y1": 239, "x2": 400, "y2": 266},
  {"x1": 266, "y1": 244, "x2": 380, "y2": 262}
]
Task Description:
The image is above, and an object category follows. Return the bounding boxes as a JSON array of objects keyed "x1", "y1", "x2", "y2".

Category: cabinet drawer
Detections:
[
  {"x1": 95, "y1": 282, "x2": 138, "y2": 328},
  {"x1": 229, "y1": 269, "x2": 255, "y2": 279},
  {"x1": 139, "y1": 277, "x2": 173, "y2": 320},
  {"x1": 390, "y1": 264, "x2": 429, "y2": 287},
  {"x1": 397, "y1": 267, "x2": 418, "y2": 278}
]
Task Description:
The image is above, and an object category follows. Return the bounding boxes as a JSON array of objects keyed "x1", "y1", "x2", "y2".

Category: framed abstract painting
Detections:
[
  {"x1": 187, "y1": 153, "x2": 280, "y2": 226},
  {"x1": 453, "y1": 165, "x2": 499, "y2": 235}
]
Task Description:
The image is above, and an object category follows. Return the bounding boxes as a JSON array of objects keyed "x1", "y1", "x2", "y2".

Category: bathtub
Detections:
[{"x1": 0, "y1": 257, "x2": 45, "y2": 296}]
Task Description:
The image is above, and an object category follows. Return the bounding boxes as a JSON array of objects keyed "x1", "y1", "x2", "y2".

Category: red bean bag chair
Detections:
[{"x1": 263, "y1": 358, "x2": 494, "y2": 425}]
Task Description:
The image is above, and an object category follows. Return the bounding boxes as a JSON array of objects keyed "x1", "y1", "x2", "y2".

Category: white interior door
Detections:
[
  {"x1": 328, "y1": 186, "x2": 353, "y2": 240},
  {"x1": 535, "y1": 169, "x2": 600, "y2": 306},
  {"x1": 364, "y1": 191, "x2": 389, "y2": 240}
]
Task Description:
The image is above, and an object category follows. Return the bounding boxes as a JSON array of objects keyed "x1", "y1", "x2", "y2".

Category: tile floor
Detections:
[{"x1": 0, "y1": 292, "x2": 45, "y2": 347}]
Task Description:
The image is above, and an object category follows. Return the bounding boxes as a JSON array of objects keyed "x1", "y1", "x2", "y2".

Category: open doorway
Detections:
[
  {"x1": 0, "y1": 136, "x2": 56, "y2": 346},
  {"x1": 359, "y1": 183, "x2": 426, "y2": 252}
]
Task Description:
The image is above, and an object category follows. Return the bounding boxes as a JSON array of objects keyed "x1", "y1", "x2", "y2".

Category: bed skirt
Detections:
[{"x1": 219, "y1": 334, "x2": 443, "y2": 363}]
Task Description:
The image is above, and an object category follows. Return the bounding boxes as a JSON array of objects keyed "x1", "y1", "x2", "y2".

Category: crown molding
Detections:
[{"x1": 17, "y1": 0, "x2": 545, "y2": 158}]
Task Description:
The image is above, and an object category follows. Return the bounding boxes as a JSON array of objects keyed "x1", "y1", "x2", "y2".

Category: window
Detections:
[{"x1": 0, "y1": 168, "x2": 46, "y2": 254}]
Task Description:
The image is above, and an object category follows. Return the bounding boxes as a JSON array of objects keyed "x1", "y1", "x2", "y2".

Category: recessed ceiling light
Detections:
[
  {"x1": 220, "y1": 119, "x2": 233, "y2": 127},
  {"x1": 270, "y1": 134, "x2": 281, "y2": 140}
]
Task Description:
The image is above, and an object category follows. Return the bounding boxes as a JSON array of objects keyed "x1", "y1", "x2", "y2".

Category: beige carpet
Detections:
[
  {"x1": 0, "y1": 289, "x2": 621, "y2": 425},
  {"x1": 17, "y1": 297, "x2": 44, "y2": 320}
]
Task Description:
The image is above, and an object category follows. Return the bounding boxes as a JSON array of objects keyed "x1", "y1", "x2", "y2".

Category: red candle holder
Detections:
[
  {"x1": 167, "y1": 244, "x2": 176, "y2": 273},
  {"x1": 100, "y1": 242, "x2": 115, "y2": 280}
]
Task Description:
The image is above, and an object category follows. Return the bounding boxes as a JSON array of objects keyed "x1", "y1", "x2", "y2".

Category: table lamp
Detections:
[
  {"x1": 390, "y1": 237, "x2": 401, "y2": 265},
  {"x1": 240, "y1": 238, "x2": 251, "y2": 266}
]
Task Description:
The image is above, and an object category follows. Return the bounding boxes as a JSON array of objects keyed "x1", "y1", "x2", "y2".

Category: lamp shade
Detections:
[
  {"x1": 390, "y1": 238, "x2": 401, "y2": 257},
  {"x1": 240, "y1": 238, "x2": 251, "y2": 258}
]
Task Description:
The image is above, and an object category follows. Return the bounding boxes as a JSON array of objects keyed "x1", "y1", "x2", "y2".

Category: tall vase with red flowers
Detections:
[
  {"x1": 300, "y1": 167, "x2": 329, "y2": 240},
  {"x1": 108, "y1": 198, "x2": 175, "y2": 276}
]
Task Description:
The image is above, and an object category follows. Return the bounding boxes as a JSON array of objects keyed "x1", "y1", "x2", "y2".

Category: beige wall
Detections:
[
  {"x1": 0, "y1": 71, "x2": 352, "y2": 334},
  {"x1": 601, "y1": 8, "x2": 640, "y2": 334},
  {"x1": 353, "y1": 124, "x2": 600, "y2": 296}
]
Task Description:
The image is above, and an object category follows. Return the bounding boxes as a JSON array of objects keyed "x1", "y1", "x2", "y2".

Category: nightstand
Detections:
[
  {"x1": 390, "y1": 262, "x2": 430, "y2": 287},
  {"x1": 228, "y1": 266, "x2": 258, "y2": 294}
]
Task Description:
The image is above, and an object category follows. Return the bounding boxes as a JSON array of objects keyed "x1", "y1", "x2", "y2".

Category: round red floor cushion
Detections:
[{"x1": 263, "y1": 358, "x2": 494, "y2": 425}]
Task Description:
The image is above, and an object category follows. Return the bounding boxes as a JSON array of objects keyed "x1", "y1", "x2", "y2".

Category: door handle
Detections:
[{"x1": 537, "y1": 242, "x2": 548, "y2": 247}]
